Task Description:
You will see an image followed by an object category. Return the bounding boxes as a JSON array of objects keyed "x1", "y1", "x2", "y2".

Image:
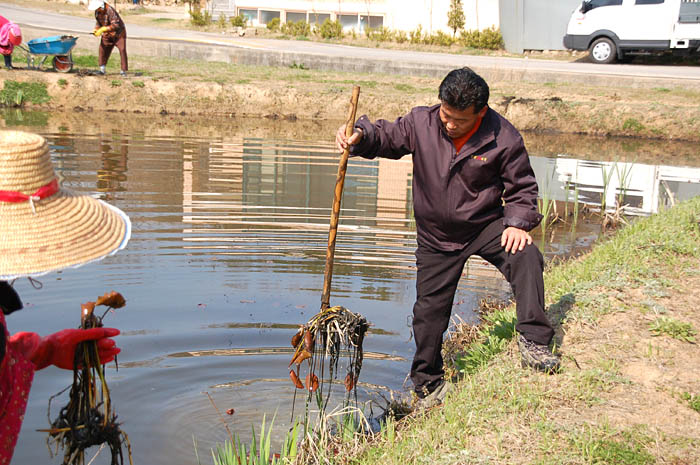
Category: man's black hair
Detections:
[{"x1": 438, "y1": 67, "x2": 489, "y2": 112}]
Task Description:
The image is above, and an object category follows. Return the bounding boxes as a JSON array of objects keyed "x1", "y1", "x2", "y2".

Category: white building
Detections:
[{"x1": 211, "y1": 0, "x2": 500, "y2": 33}]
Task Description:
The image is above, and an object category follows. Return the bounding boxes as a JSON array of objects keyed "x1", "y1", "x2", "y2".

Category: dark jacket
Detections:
[
  {"x1": 351, "y1": 104, "x2": 542, "y2": 251},
  {"x1": 95, "y1": 3, "x2": 125, "y2": 43}
]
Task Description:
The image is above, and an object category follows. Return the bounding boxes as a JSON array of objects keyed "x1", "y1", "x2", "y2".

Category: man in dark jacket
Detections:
[
  {"x1": 88, "y1": 0, "x2": 127, "y2": 76},
  {"x1": 336, "y1": 67, "x2": 560, "y2": 407}
]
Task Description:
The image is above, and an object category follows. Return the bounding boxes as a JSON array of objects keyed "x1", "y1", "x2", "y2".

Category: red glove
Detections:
[{"x1": 8, "y1": 327, "x2": 120, "y2": 370}]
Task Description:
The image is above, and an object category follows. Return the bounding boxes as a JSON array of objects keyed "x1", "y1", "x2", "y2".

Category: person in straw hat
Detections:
[
  {"x1": 88, "y1": 0, "x2": 128, "y2": 76},
  {"x1": 0, "y1": 130, "x2": 131, "y2": 464}
]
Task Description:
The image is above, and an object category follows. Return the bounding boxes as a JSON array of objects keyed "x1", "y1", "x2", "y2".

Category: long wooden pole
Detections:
[{"x1": 321, "y1": 86, "x2": 361, "y2": 310}]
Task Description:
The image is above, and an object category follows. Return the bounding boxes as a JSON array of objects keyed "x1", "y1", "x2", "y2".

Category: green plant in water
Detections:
[
  {"x1": 648, "y1": 316, "x2": 696, "y2": 343},
  {"x1": 600, "y1": 163, "x2": 616, "y2": 214},
  {"x1": 211, "y1": 415, "x2": 299, "y2": 465},
  {"x1": 615, "y1": 162, "x2": 634, "y2": 210},
  {"x1": 1, "y1": 109, "x2": 50, "y2": 127},
  {"x1": 537, "y1": 167, "x2": 558, "y2": 235}
]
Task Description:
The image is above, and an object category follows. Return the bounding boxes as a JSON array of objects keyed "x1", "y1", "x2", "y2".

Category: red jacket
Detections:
[
  {"x1": 351, "y1": 105, "x2": 542, "y2": 251},
  {"x1": 95, "y1": 3, "x2": 125, "y2": 42},
  {"x1": 0, "y1": 312, "x2": 34, "y2": 465}
]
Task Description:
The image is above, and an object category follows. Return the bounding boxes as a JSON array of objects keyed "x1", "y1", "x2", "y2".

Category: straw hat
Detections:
[
  {"x1": 88, "y1": 0, "x2": 105, "y2": 11},
  {"x1": 0, "y1": 131, "x2": 130, "y2": 280}
]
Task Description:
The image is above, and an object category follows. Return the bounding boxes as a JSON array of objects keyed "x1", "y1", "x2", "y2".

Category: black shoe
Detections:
[
  {"x1": 413, "y1": 380, "x2": 453, "y2": 411},
  {"x1": 518, "y1": 334, "x2": 561, "y2": 373}
]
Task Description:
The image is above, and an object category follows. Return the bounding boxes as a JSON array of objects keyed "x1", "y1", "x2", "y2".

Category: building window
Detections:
[
  {"x1": 238, "y1": 9, "x2": 258, "y2": 24},
  {"x1": 360, "y1": 15, "x2": 383, "y2": 31},
  {"x1": 260, "y1": 10, "x2": 280, "y2": 24},
  {"x1": 309, "y1": 12, "x2": 331, "y2": 25},
  {"x1": 339, "y1": 14, "x2": 358, "y2": 30},
  {"x1": 286, "y1": 11, "x2": 307, "y2": 23}
]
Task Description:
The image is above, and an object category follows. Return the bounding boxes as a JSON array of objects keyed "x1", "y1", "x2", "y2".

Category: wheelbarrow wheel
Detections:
[{"x1": 53, "y1": 55, "x2": 73, "y2": 73}]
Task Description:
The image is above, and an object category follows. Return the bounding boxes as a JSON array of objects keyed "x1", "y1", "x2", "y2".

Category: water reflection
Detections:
[
  {"x1": 6, "y1": 115, "x2": 700, "y2": 465},
  {"x1": 531, "y1": 157, "x2": 700, "y2": 216}
]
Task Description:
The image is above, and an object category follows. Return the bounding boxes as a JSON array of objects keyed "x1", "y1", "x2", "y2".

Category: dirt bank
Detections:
[{"x1": 2, "y1": 53, "x2": 700, "y2": 143}]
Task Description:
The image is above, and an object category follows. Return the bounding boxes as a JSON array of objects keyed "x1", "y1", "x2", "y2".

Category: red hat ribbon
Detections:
[{"x1": 0, "y1": 179, "x2": 59, "y2": 214}]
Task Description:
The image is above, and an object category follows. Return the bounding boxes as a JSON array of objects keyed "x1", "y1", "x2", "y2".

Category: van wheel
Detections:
[{"x1": 589, "y1": 38, "x2": 617, "y2": 64}]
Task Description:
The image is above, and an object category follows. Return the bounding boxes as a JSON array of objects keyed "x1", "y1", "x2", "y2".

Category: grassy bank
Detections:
[
  {"x1": 344, "y1": 197, "x2": 700, "y2": 464},
  {"x1": 2, "y1": 49, "x2": 700, "y2": 142}
]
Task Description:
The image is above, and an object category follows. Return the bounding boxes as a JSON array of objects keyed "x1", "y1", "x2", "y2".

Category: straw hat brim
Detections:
[{"x1": 0, "y1": 188, "x2": 131, "y2": 280}]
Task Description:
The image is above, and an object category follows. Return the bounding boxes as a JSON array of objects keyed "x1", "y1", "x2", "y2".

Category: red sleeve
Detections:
[{"x1": 0, "y1": 313, "x2": 35, "y2": 465}]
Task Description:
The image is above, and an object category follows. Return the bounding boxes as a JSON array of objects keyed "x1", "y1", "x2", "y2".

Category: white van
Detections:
[{"x1": 563, "y1": 0, "x2": 700, "y2": 63}]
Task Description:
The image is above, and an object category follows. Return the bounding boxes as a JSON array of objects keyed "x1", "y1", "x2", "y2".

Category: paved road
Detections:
[{"x1": 4, "y1": 2, "x2": 700, "y2": 87}]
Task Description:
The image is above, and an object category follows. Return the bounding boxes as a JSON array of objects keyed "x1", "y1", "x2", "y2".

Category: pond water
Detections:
[{"x1": 6, "y1": 112, "x2": 700, "y2": 465}]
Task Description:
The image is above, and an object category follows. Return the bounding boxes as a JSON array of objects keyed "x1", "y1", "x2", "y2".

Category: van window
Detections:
[
  {"x1": 583, "y1": 0, "x2": 623, "y2": 12},
  {"x1": 635, "y1": 0, "x2": 664, "y2": 4}
]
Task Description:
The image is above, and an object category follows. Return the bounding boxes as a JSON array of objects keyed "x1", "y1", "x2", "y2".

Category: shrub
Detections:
[
  {"x1": 230, "y1": 14, "x2": 247, "y2": 28},
  {"x1": 459, "y1": 26, "x2": 503, "y2": 50},
  {"x1": 366, "y1": 26, "x2": 393, "y2": 42},
  {"x1": 281, "y1": 20, "x2": 310, "y2": 37},
  {"x1": 395, "y1": 30, "x2": 408, "y2": 43},
  {"x1": 217, "y1": 13, "x2": 227, "y2": 28},
  {"x1": 318, "y1": 19, "x2": 343, "y2": 39},
  {"x1": 409, "y1": 25, "x2": 424, "y2": 44},
  {"x1": 266, "y1": 17, "x2": 280, "y2": 32},
  {"x1": 189, "y1": 9, "x2": 212, "y2": 26},
  {"x1": 425, "y1": 30, "x2": 454, "y2": 46}
]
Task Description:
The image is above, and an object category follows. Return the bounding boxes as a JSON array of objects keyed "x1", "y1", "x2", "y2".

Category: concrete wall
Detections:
[{"x1": 499, "y1": 0, "x2": 581, "y2": 53}]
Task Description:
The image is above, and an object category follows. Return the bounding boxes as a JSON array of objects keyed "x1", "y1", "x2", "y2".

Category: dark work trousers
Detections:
[
  {"x1": 99, "y1": 31, "x2": 128, "y2": 72},
  {"x1": 410, "y1": 218, "x2": 554, "y2": 395}
]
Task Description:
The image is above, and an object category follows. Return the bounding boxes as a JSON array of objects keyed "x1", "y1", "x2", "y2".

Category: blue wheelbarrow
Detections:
[{"x1": 18, "y1": 35, "x2": 78, "y2": 73}]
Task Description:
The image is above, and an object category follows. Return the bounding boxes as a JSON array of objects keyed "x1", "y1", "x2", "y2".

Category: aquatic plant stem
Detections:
[{"x1": 205, "y1": 392, "x2": 237, "y2": 449}]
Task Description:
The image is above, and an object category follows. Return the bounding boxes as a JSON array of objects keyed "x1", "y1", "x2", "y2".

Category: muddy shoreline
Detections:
[{"x1": 2, "y1": 56, "x2": 700, "y2": 144}]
